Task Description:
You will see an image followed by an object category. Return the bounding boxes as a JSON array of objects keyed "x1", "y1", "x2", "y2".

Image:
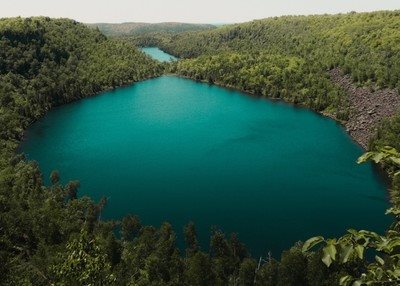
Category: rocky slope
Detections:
[{"x1": 329, "y1": 68, "x2": 400, "y2": 149}]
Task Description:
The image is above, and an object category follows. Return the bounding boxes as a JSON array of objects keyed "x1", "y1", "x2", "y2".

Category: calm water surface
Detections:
[
  {"x1": 21, "y1": 74, "x2": 390, "y2": 256},
  {"x1": 141, "y1": 47, "x2": 177, "y2": 62}
]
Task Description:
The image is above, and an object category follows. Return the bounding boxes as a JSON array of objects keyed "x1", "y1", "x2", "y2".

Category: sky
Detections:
[{"x1": 1, "y1": 0, "x2": 399, "y2": 24}]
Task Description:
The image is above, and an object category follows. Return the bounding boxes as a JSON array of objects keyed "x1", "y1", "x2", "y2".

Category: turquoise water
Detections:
[
  {"x1": 141, "y1": 47, "x2": 177, "y2": 62},
  {"x1": 21, "y1": 75, "x2": 390, "y2": 256}
]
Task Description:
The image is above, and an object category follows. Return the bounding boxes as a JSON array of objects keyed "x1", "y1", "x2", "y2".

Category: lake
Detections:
[
  {"x1": 20, "y1": 48, "x2": 390, "y2": 256},
  {"x1": 141, "y1": 47, "x2": 177, "y2": 62}
]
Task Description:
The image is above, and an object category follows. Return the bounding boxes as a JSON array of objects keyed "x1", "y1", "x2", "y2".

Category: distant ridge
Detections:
[{"x1": 87, "y1": 22, "x2": 216, "y2": 37}]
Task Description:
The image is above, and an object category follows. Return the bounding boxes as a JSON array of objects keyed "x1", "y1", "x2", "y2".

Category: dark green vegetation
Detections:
[
  {"x1": 89, "y1": 22, "x2": 215, "y2": 50},
  {"x1": 1, "y1": 11, "x2": 400, "y2": 286},
  {"x1": 0, "y1": 16, "x2": 162, "y2": 155},
  {"x1": 89, "y1": 22, "x2": 215, "y2": 37},
  {"x1": 165, "y1": 11, "x2": 400, "y2": 88},
  {"x1": 151, "y1": 11, "x2": 398, "y2": 122},
  {"x1": 174, "y1": 52, "x2": 348, "y2": 118}
]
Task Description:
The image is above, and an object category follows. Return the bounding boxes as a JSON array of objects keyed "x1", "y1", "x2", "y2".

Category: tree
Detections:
[
  {"x1": 50, "y1": 170, "x2": 60, "y2": 185},
  {"x1": 121, "y1": 214, "x2": 141, "y2": 241},
  {"x1": 51, "y1": 228, "x2": 116, "y2": 285},
  {"x1": 255, "y1": 258, "x2": 279, "y2": 286},
  {"x1": 238, "y1": 258, "x2": 257, "y2": 286},
  {"x1": 277, "y1": 246, "x2": 307, "y2": 286},
  {"x1": 65, "y1": 180, "x2": 80, "y2": 200},
  {"x1": 184, "y1": 252, "x2": 214, "y2": 286},
  {"x1": 184, "y1": 221, "x2": 199, "y2": 257}
]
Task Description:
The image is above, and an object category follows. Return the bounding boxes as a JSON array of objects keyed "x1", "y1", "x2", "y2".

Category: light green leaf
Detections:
[
  {"x1": 322, "y1": 244, "x2": 337, "y2": 267},
  {"x1": 382, "y1": 146, "x2": 399, "y2": 156},
  {"x1": 347, "y1": 229, "x2": 359, "y2": 236},
  {"x1": 355, "y1": 245, "x2": 364, "y2": 260},
  {"x1": 375, "y1": 255, "x2": 384, "y2": 265},
  {"x1": 302, "y1": 236, "x2": 324, "y2": 252},
  {"x1": 385, "y1": 207, "x2": 400, "y2": 215},
  {"x1": 391, "y1": 269, "x2": 400, "y2": 278},
  {"x1": 357, "y1": 152, "x2": 373, "y2": 164},
  {"x1": 371, "y1": 152, "x2": 385, "y2": 163},
  {"x1": 340, "y1": 244, "x2": 353, "y2": 263},
  {"x1": 339, "y1": 275, "x2": 352, "y2": 286},
  {"x1": 322, "y1": 250, "x2": 333, "y2": 267},
  {"x1": 391, "y1": 157, "x2": 400, "y2": 165},
  {"x1": 325, "y1": 243, "x2": 337, "y2": 260}
]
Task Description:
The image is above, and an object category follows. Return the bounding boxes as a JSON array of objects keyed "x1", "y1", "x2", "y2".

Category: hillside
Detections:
[
  {"x1": 0, "y1": 17, "x2": 163, "y2": 284},
  {"x1": 0, "y1": 17, "x2": 162, "y2": 151},
  {"x1": 160, "y1": 11, "x2": 400, "y2": 149},
  {"x1": 87, "y1": 22, "x2": 216, "y2": 37}
]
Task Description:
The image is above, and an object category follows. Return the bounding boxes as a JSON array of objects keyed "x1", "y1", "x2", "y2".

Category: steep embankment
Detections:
[{"x1": 330, "y1": 68, "x2": 400, "y2": 149}]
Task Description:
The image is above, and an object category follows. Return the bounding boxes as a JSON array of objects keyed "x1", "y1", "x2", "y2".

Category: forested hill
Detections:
[
  {"x1": 163, "y1": 10, "x2": 400, "y2": 90},
  {"x1": 161, "y1": 11, "x2": 400, "y2": 150},
  {"x1": 163, "y1": 11, "x2": 400, "y2": 75},
  {"x1": 88, "y1": 22, "x2": 216, "y2": 37},
  {"x1": 0, "y1": 17, "x2": 162, "y2": 151},
  {"x1": 0, "y1": 17, "x2": 162, "y2": 284}
]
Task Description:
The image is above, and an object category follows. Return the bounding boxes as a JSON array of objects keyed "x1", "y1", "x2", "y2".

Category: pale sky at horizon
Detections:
[{"x1": 1, "y1": 0, "x2": 399, "y2": 24}]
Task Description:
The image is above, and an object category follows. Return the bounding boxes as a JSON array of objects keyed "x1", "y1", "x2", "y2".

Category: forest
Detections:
[
  {"x1": 1, "y1": 12, "x2": 400, "y2": 285},
  {"x1": 154, "y1": 12, "x2": 397, "y2": 124},
  {"x1": 88, "y1": 22, "x2": 215, "y2": 37}
]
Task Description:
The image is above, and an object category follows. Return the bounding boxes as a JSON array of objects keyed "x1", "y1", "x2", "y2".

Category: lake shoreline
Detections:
[
  {"x1": 20, "y1": 70, "x2": 392, "y2": 156},
  {"x1": 170, "y1": 73, "x2": 369, "y2": 151},
  {"x1": 22, "y1": 75, "x2": 391, "y2": 256},
  {"x1": 17, "y1": 74, "x2": 162, "y2": 143}
]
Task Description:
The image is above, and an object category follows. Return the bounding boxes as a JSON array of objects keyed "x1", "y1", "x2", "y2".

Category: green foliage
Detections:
[
  {"x1": 184, "y1": 222, "x2": 199, "y2": 257},
  {"x1": 238, "y1": 258, "x2": 257, "y2": 285},
  {"x1": 371, "y1": 113, "x2": 400, "y2": 152},
  {"x1": 277, "y1": 246, "x2": 308, "y2": 286},
  {"x1": 120, "y1": 214, "x2": 142, "y2": 241},
  {"x1": 163, "y1": 11, "x2": 400, "y2": 92},
  {"x1": 155, "y1": 11, "x2": 400, "y2": 122},
  {"x1": 358, "y1": 146, "x2": 400, "y2": 178},
  {"x1": 184, "y1": 252, "x2": 214, "y2": 285},
  {"x1": 89, "y1": 22, "x2": 216, "y2": 37},
  {"x1": 255, "y1": 258, "x2": 279, "y2": 286},
  {"x1": 172, "y1": 52, "x2": 346, "y2": 114},
  {"x1": 51, "y1": 228, "x2": 116, "y2": 285},
  {"x1": 303, "y1": 228, "x2": 400, "y2": 285},
  {"x1": 302, "y1": 147, "x2": 400, "y2": 285},
  {"x1": 0, "y1": 16, "x2": 162, "y2": 285}
]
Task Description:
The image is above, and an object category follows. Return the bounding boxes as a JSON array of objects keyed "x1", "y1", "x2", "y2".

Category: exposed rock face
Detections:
[{"x1": 329, "y1": 68, "x2": 400, "y2": 149}]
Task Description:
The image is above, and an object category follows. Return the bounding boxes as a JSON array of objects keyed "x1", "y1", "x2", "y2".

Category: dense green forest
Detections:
[
  {"x1": 89, "y1": 22, "x2": 216, "y2": 50},
  {"x1": 153, "y1": 11, "x2": 400, "y2": 125},
  {"x1": 171, "y1": 52, "x2": 348, "y2": 119},
  {"x1": 88, "y1": 22, "x2": 215, "y2": 37},
  {"x1": 163, "y1": 11, "x2": 400, "y2": 88},
  {"x1": 1, "y1": 13, "x2": 400, "y2": 285}
]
